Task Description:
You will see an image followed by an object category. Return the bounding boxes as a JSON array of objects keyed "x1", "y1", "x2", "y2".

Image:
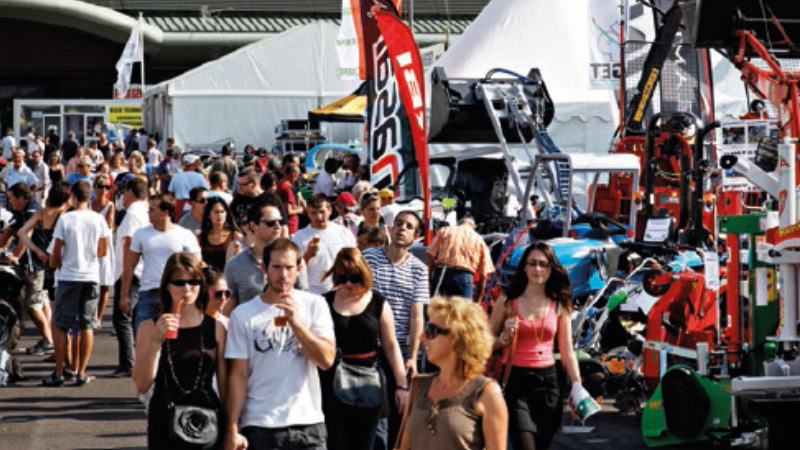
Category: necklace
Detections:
[{"x1": 164, "y1": 318, "x2": 205, "y2": 396}]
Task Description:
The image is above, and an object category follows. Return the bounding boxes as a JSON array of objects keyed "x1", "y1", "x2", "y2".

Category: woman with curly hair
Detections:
[
  {"x1": 489, "y1": 241, "x2": 582, "y2": 450},
  {"x1": 198, "y1": 196, "x2": 241, "y2": 272},
  {"x1": 397, "y1": 296, "x2": 507, "y2": 450}
]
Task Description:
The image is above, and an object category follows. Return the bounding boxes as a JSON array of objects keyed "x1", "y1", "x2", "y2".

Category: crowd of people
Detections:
[{"x1": 0, "y1": 129, "x2": 585, "y2": 450}]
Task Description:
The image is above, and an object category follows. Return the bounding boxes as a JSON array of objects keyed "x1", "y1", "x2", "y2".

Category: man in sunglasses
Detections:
[
  {"x1": 230, "y1": 167, "x2": 275, "y2": 228},
  {"x1": 292, "y1": 193, "x2": 355, "y2": 295},
  {"x1": 177, "y1": 186, "x2": 207, "y2": 234},
  {"x1": 120, "y1": 193, "x2": 201, "y2": 335},
  {"x1": 224, "y1": 200, "x2": 290, "y2": 314},
  {"x1": 65, "y1": 156, "x2": 95, "y2": 185}
]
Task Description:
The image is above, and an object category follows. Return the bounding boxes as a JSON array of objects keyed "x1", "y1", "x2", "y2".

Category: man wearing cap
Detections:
[
  {"x1": 254, "y1": 148, "x2": 270, "y2": 174},
  {"x1": 379, "y1": 188, "x2": 402, "y2": 227},
  {"x1": 168, "y1": 153, "x2": 208, "y2": 221},
  {"x1": 425, "y1": 217, "x2": 494, "y2": 300},
  {"x1": 332, "y1": 192, "x2": 362, "y2": 236}
]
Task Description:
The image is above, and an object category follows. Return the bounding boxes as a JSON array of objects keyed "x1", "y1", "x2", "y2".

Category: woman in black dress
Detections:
[
  {"x1": 320, "y1": 248, "x2": 408, "y2": 450},
  {"x1": 133, "y1": 253, "x2": 227, "y2": 449}
]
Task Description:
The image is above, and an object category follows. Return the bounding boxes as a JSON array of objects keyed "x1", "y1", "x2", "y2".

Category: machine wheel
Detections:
[{"x1": 643, "y1": 269, "x2": 671, "y2": 296}]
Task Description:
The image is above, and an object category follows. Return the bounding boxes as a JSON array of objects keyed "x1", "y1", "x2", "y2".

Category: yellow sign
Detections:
[
  {"x1": 633, "y1": 69, "x2": 660, "y2": 122},
  {"x1": 108, "y1": 106, "x2": 143, "y2": 128}
]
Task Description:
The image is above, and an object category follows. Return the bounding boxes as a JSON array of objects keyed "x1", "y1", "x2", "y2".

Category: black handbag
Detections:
[
  {"x1": 332, "y1": 353, "x2": 384, "y2": 409},
  {"x1": 162, "y1": 334, "x2": 219, "y2": 449}
]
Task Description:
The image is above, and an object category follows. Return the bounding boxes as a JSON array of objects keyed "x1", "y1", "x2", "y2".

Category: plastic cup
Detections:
[
  {"x1": 274, "y1": 314, "x2": 288, "y2": 327},
  {"x1": 165, "y1": 326, "x2": 179, "y2": 340}
]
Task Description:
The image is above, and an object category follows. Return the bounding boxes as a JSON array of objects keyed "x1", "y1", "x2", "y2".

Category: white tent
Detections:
[
  {"x1": 143, "y1": 23, "x2": 359, "y2": 150},
  {"x1": 429, "y1": 0, "x2": 620, "y2": 155}
]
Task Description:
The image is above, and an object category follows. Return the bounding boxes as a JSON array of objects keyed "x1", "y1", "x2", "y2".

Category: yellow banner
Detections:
[{"x1": 108, "y1": 106, "x2": 143, "y2": 128}]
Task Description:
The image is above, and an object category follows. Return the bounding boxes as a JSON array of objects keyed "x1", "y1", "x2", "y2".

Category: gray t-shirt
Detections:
[
  {"x1": 178, "y1": 213, "x2": 202, "y2": 234},
  {"x1": 225, "y1": 248, "x2": 309, "y2": 304}
]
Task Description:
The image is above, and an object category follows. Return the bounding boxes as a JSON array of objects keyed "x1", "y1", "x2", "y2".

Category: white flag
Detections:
[
  {"x1": 336, "y1": 0, "x2": 360, "y2": 80},
  {"x1": 114, "y1": 20, "x2": 143, "y2": 98}
]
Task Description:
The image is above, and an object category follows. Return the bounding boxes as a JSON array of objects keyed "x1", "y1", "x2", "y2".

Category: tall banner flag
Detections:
[
  {"x1": 114, "y1": 19, "x2": 143, "y2": 99},
  {"x1": 588, "y1": 0, "x2": 622, "y2": 89},
  {"x1": 372, "y1": 5, "x2": 432, "y2": 244},
  {"x1": 336, "y1": 0, "x2": 361, "y2": 80}
]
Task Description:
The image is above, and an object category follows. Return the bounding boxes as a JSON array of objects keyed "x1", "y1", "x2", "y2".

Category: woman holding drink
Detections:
[{"x1": 133, "y1": 253, "x2": 227, "y2": 449}]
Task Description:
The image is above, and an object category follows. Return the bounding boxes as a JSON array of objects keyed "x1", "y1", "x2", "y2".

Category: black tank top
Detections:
[
  {"x1": 49, "y1": 168, "x2": 63, "y2": 184},
  {"x1": 323, "y1": 290, "x2": 385, "y2": 364}
]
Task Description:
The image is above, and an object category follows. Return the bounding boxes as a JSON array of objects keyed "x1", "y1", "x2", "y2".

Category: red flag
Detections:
[{"x1": 373, "y1": 7, "x2": 431, "y2": 244}]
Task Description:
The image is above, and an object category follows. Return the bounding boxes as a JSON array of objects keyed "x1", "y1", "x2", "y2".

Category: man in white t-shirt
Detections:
[
  {"x1": 111, "y1": 177, "x2": 150, "y2": 377},
  {"x1": 292, "y1": 193, "x2": 356, "y2": 294},
  {"x1": 45, "y1": 180, "x2": 111, "y2": 387},
  {"x1": 120, "y1": 193, "x2": 201, "y2": 335},
  {"x1": 225, "y1": 238, "x2": 335, "y2": 450}
]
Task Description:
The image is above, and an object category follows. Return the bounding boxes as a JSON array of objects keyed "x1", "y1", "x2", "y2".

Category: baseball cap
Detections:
[
  {"x1": 183, "y1": 154, "x2": 200, "y2": 165},
  {"x1": 335, "y1": 192, "x2": 357, "y2": 208},
  {"x1": 379, "y1": 188, "x2": 394, "y2": 198}
]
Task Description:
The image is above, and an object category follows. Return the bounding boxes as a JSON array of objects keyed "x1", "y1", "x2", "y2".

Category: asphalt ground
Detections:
[{"x1": 0, "y1": 306, "x2": 715, "y2": 450}]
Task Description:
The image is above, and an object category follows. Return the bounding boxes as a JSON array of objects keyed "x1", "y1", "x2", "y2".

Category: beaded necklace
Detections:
[{"x1": 164, "y1": 318, "x2": 205, "y2": 396}]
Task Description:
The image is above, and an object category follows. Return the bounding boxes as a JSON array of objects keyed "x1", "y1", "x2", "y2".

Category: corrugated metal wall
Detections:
[{"x1": 81, "y1": 0, "x2": 489, "y2": 16}]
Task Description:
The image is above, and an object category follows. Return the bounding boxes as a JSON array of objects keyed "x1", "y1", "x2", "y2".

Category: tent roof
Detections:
[
  {"x1": 431, "y1": 0, "x2": 618, "y2": 123},
  {"x1": 309, "y1": 84, "x2": 367, "y2": 123},
  {"x1": 145, "y1": 22, "x2": 358, "y2": 99}
]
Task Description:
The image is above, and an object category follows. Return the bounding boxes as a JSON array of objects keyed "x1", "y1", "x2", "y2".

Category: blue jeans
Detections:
[
  {"x1": 432, "y1": 267, "x2": 474, "y2": 298},
  {"x1": 133, "y1": 288, "x2": 159, "y2": 338}
]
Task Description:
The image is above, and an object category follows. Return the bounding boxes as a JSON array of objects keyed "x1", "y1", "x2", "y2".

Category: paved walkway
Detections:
[{"x1": 0, "y1": 308, "x2": 712, "y2": 450}]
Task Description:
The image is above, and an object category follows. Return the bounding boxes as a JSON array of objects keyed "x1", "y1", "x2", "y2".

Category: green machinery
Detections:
[{"x1": 641, "y1": 212, "x2": 779, "y2": 448}]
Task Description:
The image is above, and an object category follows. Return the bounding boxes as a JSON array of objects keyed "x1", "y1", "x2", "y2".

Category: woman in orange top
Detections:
[{"x1": 489, "y1": 241, "x2": 582, "y2": 450}]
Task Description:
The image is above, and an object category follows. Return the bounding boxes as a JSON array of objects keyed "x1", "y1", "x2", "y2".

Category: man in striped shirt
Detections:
[
  {"x1": 425, "y1": 217, "x2": 494, "y2": 300},
  {"x1": 363, "y1": 210, "x2": 429, "y2": 449},
  {"x1": 362, "y1": 210, "x2": 429, "y2": 374}
]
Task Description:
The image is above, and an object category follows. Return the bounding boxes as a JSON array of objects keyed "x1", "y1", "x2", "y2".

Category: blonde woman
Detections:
[{"x1": 398, "y1": 296, "x2": 507, "y2": 450}]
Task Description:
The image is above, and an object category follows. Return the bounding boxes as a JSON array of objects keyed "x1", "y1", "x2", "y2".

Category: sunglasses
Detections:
[
  {"x1": 194, "y1": 198, "x2": 207, "y2": 204},
  {"x1": 525, "y1": 260, "x2": 550, "y2": 269},
  {"x1": 334, "y1": 273, "x2": 364, "y2": 285},
  {"x1": 424, "y1": 322, "x2": 449, "y2": 340},
  {"x1": 77, "y1": 164, "x2": 87, "y2": 168},
  {"x1": 168, "y1": 279, "x2": 203, "y2": 287},
  {"x1": 261, "y1": 218, "x2": 285, "y2": 227},
  {"x1": 213, "y1": 289, "x2": 233, "y2": 300},
  {"x1": 96, "y1": 185, "x2": 111, "y2": 190}
]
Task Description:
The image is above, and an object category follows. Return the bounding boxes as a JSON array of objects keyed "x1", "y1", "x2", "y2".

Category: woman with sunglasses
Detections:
[
  {"x1": 488, "y1": 241, "x2": 581, "y2": 450},
  {"x1": 203, "y1": 267, "x2": 230, "y2": 327},
  {"x1": 92, "y1": 175, "x2": 116, "y2": 328},
  {"x1": 397, "y1": 296, "x2": 507, "y2": 450},
  {"x1": 133, "y1": 253, "x2": 227, "y2": 449},
  {"x1": 319, "y1": 247, "x2": 408, "y2": 450},
  {"x1": 198, "y1": 197, "x2": 242, "y2": 272}
]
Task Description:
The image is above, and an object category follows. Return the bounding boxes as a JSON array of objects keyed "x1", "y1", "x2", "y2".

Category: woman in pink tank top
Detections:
[{"x1": 489, "y1": 242, "x2": 583, "y2": 450}]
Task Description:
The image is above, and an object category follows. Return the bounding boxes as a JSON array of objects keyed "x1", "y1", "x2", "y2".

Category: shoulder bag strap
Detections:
[
  {"x1": 501, "y1": 300, "x2": 519, "y2": 388},
  {"x1": 393, "y1": 375, "x2": 422, "y2": 450}
]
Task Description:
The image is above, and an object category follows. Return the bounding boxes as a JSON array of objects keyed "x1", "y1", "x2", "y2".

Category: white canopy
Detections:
[
  {"x1": 143, "y1": 22, "x2": 359, "y2": 150},
  {"x1": 429, "y1": 0, "x2": 620, "y2": 155}
]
